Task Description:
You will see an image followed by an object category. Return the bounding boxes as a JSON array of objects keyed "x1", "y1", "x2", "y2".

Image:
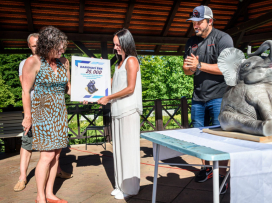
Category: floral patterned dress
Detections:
[{"x1": 31, "y1": 57, "x2": 69, "y2": 151}]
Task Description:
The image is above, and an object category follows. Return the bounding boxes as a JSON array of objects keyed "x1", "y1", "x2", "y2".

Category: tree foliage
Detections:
[
  {"x1": 0, "y1": 54, "x2": 194, "y2": 108},
  {"x1": 0, "y1": 54, "x2": 31, "y2": 107},
  {"x1": 139, "y1": 55, "x2": 193, "y2": 100},
  {"x1": 0, "y1": 75, "x2": 15, "y2": 108}
]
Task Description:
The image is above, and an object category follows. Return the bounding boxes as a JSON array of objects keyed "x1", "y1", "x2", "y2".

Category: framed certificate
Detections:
[{"x1": 70, "y1": 56, "x2": 111, "y2": 102}]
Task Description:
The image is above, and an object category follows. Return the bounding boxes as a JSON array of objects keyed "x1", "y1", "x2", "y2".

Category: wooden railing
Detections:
[
  {"x1": 67, "y1": 97, "x2": 190, "y2": 140},
  {"x1": 141, "y1": 97, "x2": 189, "y2": 132},
  {"x1": 66, "y1": 103, "x2": 111, "y2": 141},
  {"x1": 0, "y1": 98, "x2": 190, "y2": 152}
]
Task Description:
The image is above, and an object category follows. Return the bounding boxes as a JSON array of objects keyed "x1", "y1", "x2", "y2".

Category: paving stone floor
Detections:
[{"x1": 0, "y1": 139, "x2": 230, "y2": 203}]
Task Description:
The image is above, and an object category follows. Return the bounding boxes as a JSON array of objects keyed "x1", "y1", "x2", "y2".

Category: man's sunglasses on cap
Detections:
[{"x1": 189, "y1": 11, "x2": 200, "y2": 18}]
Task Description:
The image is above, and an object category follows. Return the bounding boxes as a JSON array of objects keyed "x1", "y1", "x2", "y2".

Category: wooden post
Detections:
[
  {"x1": 181, "y1": 97, "x2": 189, "y2": 128},
  {"x1": 103, "y1": 104, "x2": 111, "y2": 142},
  {"x1": 155, "y1": 99, "x2": 163, "y2": 131},
  {"x1": 110, "y1": 55, "x2": 117, "y2": 66},
  {"x1": 79, "y1": 0, "x2": 85, "y2": 33},
  {"x1": 76, "y1": 104, "x2": 80, "y2": 137},
  {"x1": 101, "y1": 41, "x2": 108, "y2": 59},
  {"x1": 4, "y1": 138, "x2": 16, "y2": 153},
  {"x1": 73, "y1": 41, "x2": 97, "y2": 58},
  {"x1": 101, "y1": 40, "x2": 112, "y2": 142}
]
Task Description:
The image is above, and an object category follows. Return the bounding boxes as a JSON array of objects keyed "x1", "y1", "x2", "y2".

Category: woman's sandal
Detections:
[
  {"x1": 56, "y1": 170, "x2": 73, "y2": 179},
  {"x1": 46, "y1": 198, "x2": 68, "y2": 203},
  {"x1": 14, "y1": 180, "x2": 27, "y2": 192},
  {"x1": 35, "y1": 200, "x2": 49, "y2": 203}
]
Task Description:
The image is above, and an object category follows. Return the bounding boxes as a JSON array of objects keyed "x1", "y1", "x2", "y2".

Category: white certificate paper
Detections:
[{"x1": 71, "y1": 56, "x2": 111, "y2": 102}]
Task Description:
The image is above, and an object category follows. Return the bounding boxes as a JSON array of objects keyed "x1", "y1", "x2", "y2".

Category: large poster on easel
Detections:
[{"x1": 70, "y1": 56, "x2": 111, "y2": 102}]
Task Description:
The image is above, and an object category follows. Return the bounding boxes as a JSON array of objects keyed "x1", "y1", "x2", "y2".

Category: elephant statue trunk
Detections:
[{"x1": 248, "y1": 40, "x2": 272, "y2": 61}]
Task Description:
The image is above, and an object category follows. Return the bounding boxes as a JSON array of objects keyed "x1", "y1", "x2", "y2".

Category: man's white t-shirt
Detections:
[{"x1": 19, "y1": 55, "x2": 34, "y2": 98}]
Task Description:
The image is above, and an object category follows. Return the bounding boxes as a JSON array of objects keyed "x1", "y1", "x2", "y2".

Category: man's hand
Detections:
[{"x1": 184, "y1": 53, "x2": 199, "y2": 72}]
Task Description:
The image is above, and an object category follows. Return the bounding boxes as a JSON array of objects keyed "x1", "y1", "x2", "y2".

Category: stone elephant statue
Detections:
[{"x1": 217, "y1": 40, "x2": 272, "y2": 136}]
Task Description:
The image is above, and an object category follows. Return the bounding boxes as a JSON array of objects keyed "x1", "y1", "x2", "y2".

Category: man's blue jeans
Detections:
[{"x1": 191, "y1": 98, "x2": 222, "y2": 127}]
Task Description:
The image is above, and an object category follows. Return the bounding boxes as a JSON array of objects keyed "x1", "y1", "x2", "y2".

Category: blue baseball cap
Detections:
[{"x1": 187, "y1": 5, "x2": 213, "y2": 22}]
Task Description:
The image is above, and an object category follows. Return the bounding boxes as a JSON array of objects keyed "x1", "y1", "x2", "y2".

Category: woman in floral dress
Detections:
[{"x1": 22, "y1": 26, "x2": 70, "y2": 203}]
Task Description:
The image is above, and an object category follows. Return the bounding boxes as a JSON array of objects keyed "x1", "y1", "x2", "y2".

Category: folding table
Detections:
[{"x1": 141, "y1": 131, "x2": 230, "y2": 203}]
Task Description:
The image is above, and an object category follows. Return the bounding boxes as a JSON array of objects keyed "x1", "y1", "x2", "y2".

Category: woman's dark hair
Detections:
[
  {"x1": 36, "y1": 26, "x2": 68, "y2": 59},
  {"x1": 113, "y1": 28, "x2": 138, "y2": 65}
]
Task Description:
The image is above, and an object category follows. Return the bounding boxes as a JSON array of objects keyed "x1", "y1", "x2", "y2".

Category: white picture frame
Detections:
[{"x1": 70, "y1": 56, "x2": 111, "y2": 102}]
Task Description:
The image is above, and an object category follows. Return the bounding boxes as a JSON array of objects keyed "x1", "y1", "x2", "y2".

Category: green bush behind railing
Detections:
[
  {"x1": 68, "y1": 113, "x2": 192, "y2": 146},
  {"x1": 68, "y1": 115, "x2": 105, "y2": 145}
]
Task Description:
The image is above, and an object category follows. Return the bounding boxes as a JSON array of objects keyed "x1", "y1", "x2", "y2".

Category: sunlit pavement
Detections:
[{"x1": 0, "y1": 139, "x2": 230, "y2": 203}]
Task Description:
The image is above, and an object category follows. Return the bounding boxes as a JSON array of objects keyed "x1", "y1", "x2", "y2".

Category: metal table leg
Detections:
[
  {"x1": 152, "y1": 144, "x2": 160, "y2": 203},
  {"x1": 213, "y1": 161, "x2": 220, "y2": 203}
]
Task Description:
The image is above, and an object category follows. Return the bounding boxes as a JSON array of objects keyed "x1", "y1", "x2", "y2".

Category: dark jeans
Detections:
[{"x1": 191, "y1": 98, "x2": 222, "y2": 128}]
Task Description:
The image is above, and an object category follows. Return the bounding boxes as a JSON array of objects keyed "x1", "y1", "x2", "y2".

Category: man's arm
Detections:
[
  {"x1": 184, "y1": 34, "x2": 234, "y2": 75},
  {"x1": 19, "y1": 60, "x2": 26, "y2": 86}
]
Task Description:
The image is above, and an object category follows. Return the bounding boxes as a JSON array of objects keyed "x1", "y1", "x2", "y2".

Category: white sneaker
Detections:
[
  {"x1": 111, "y1": 188, "x2": 121, "y2": 196},
  {"x1": 114, "y1": 192, "x2": 130, "y2": 200}
]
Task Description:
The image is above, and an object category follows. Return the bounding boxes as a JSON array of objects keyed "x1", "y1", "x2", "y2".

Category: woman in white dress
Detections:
[{"x1": 97, "y1": 28, "x2": 142, "y2": 199}]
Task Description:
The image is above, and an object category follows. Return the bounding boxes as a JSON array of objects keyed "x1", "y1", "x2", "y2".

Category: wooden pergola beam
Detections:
[
  {"x1": 185, "y1": 24, "x2": 195, "y2": 39},
  {"x1": 154, "y1": 45, "x2": 161, "y2": 54},
  {"x1": 234, "y1": 30, "x2": 245, "y2": 48},
  {"x1": 101, "y1": 41, "x2": 117, "y2": 66},
  {"x1": 0, "y1": 31, "x2": 189, "y2": 45},
  {"x1": 0, "y1": 49, "x2": 185, "y2": 56},
  {"x1": 73, "y1": 41, "x2": 97, "y2": 58},
  {"x1": 0, "y1": 41, "x2": 4, "y2": 51},
  {"x1": 124, "y1": 0, "x2": 136, "y2": 29},
  {"x1": 0, "y1": 49, "x2": 32, "y2": 54},
  {"x1": 24, "y1": 0, "x2": 34, "y2": 32},
  {"x1": 241, "y1": 32, "x2": 272, "y2": 43},
  {"x1": 162, "y1": 0, "x2": 182, "y2": 37},
  {"x1": 177, "y1": 45, "x2": 185, "y2": 54},
  {"x1": 110, "y1": 55, "x2": 117, "y2": 66},
  {"x1": 224, "y1": 0, "x2": 252, "y2": 31},
  {"x1": 226, "y1": 10, "x2": 272, "y2": 36},
  {"x1": 155, "y1": 0, "x2": 182, "y2": 53},
  {"x1": 240, "y1": 42, "x2": 250, "y2": 52},
  {"x1": 101, "y1": 41, "x2": 108, "y2": 59},
  {"x1": 79, "y1": 0, "x2": 85, "y2": 33},
  {"x1": 5, "y1": 30, "x2": 270, "y2": 55}
]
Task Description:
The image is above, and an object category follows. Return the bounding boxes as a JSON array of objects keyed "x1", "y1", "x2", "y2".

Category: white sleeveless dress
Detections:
[{"x1": 111, "y1": 56, "x2": 142, "y2": 195}]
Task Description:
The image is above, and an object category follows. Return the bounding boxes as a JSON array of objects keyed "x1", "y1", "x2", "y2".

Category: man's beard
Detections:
[{"x1": 196, "y1": 24, "x2": 209, "y2": 37}]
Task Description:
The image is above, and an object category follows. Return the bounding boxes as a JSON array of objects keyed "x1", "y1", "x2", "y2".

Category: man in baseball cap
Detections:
[
  {"x1": 182, "y1": 5, "x2": 233, "y2": 194},
  {"x1": 187, "y1": 5, "x2": 214, "y2": 38}
]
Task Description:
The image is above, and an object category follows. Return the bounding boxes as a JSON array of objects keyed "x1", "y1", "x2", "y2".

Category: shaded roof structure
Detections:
[{"x1": 0, "y1": 0, "x2": 272, "y2": 62}]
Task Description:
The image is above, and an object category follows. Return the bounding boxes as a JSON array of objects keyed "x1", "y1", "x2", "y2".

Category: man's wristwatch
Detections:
[
  {"x1": 189, "y1": 68, "x2": 196, "y2": 73},
  {"x1": 197, "y1": 62, "x2": 202, "y2": 70}
]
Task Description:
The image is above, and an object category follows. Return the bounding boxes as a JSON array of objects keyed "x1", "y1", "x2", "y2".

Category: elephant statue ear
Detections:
[{"x1": 218, "y1": 48, "x2": 245, "y2": 86}]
